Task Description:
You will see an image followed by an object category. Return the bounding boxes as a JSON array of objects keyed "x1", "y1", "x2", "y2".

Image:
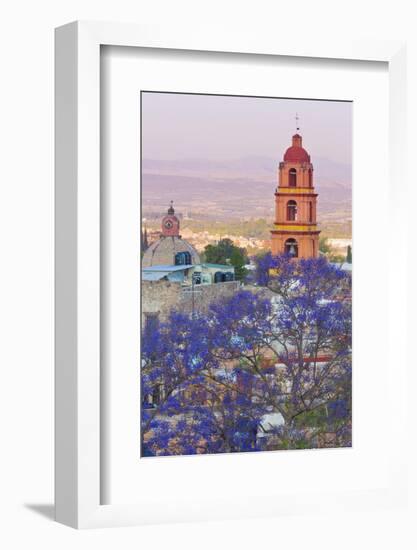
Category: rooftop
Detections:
[
  {"x1": 142, "y1": 264, "x2": 193, "y2": 272},
  {"x1": 201, "y1": 263, "x2": 234, "y2": 269}
]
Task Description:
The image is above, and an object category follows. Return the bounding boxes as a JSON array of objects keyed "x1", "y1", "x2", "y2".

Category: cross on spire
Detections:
[{"x1": 295, "y1": 113, "x2": 300, "y2": 133}]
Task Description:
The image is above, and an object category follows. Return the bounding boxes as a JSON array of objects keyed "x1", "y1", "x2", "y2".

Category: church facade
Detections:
[{"x1": 271, "y1": 133, "x2": 320, "y2": 258}]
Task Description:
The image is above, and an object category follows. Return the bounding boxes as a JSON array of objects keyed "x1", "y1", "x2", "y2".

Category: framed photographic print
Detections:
[{"x1": 55, "y1": 22, "x2": 408, "y2": 528}]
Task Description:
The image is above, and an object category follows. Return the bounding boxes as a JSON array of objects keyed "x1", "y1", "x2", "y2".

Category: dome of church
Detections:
[
  {"x1": 283, "y1": 133, "x2": 311, "y2": 163},
  {"x1": 142, "y1": 202, "x2": 201, "y2": 267},
  {"x1": 283, "y1": 146, "x2": 310, "y2": 163},
  {"x1": 142, "y1": 236, "x2": 201, "y2": 267}
]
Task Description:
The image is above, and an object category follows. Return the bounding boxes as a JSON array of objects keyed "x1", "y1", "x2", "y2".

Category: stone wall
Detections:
[{"x1": 142, "y1": 280, "x2": 241, "y2": 325}]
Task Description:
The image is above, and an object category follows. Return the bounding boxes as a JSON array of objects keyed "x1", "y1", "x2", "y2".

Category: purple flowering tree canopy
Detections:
[{"x1": 142, "y1": 254, "x2": 352, "y2": 456}]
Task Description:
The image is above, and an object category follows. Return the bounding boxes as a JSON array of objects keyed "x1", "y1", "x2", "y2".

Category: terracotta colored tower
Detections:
[
  {"x1": 161, "y1": 201, "x2": 180, "y2": 237},
  {"x1": 271, "y1": 133, "x2": 320, "y2": 258}
]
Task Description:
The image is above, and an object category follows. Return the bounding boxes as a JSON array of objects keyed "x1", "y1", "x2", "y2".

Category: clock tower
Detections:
[
  {"x1": 161, "y1": 201, "x2": 180, "y2": 237},
  {"x1": 142, "y1": 202, "x2": 201, "y2": 267},
  {"x1": 271, "y1": 131, "x2": 320, "y2": 258}
]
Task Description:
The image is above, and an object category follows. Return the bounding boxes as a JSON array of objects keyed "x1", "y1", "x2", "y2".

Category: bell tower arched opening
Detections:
[
  {"x1": 287, "y1": 200, "x2": 298, "y2": 221},
  {"x1": 289, "y1": 168, "x2": 297, "y2": 187},
  {"x1": 285, "y1": 238, "x2": 298, "y2": 258}
]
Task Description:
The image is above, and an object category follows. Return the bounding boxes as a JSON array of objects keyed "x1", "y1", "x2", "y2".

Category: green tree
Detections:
[
  {"x1": 230, "y1": 247, "x2": 248, "y2": 281},
  {"x1": 346, "y1": 245, "x2": 352, "y2": 264},
  {"x1": 204, "y1": 238, "x2": 248, "y2": 281},
  {"x1": 319, "y1": 237, "x2": 346, "y2": 263},
  {"x1": 319, "y1": 237, "x2": 331, "y2": 255}
]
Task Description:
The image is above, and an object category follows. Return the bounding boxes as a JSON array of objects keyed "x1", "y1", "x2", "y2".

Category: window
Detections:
[
  {"x1": 308, "y1": 168, "x2": 313, "y2": 187},
  {"x1": 175, "y1": 251, "x2": 192, "y2": 265},
  {"x1": 214, "y1": 271, "x2": 225, "y2": 283},
  {"x1": 289, "y1": 168, "x2": 297, "y2": 187},
  {"x1": 192, "y1": 271, "x2": 202, "y2": 285},
  {"x1": 287, "y1": 200, "x2": 297, "y2": 221},
  {"x1": 285, "y1": 238, "x2": 298, "y2": 258},
  {"x1": 309, "y1": 202, "x2": 313, "y2": 222}
]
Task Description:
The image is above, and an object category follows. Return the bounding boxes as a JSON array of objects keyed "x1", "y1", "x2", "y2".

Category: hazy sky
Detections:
[{"x1": 141, "y1": 92, "x2": 352, "y2": 165}]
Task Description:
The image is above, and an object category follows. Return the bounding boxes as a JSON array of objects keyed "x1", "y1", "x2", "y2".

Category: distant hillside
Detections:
[
  {"x1": 142, "y1": 156, "x2": 351, "y2": 225},
  {"x1": 143, "y1": 155, "x2": 351, "y2": 184}
]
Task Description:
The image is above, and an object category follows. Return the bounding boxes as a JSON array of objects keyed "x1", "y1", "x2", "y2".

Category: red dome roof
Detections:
[
  {"x1": 283, "y1": 134, "x2": 311, "y2": 163},
  {"x1": 284, "y1": 146, "x2": 310, "y2": 163}
]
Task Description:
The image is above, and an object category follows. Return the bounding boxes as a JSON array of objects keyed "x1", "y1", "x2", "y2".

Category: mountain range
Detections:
[{"x1": 142, "y1": 156, "x2": 351, "y2": 224}]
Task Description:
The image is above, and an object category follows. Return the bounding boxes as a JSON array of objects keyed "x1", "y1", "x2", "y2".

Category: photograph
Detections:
[
  {"x1": 140, "y1": 91, "x2": 352, "y2": 457},
  {"x1": 1, "y1": 0, "x2": 412, "y2": 542}
]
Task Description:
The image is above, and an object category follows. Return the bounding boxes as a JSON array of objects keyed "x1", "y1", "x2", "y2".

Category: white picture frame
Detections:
[{"x1": 55, "y1": 21, "x2": 407, "y2": 529}]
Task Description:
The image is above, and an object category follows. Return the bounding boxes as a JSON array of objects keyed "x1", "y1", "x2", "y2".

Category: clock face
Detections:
[{"x1": 164, "y1": 219, "x2": 173, "y2": 229}]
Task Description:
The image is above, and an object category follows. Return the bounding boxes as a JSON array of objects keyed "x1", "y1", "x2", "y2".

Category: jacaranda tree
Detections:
[{"x1": 141, "y1": 254, "x2": 352, "y2": 456}]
